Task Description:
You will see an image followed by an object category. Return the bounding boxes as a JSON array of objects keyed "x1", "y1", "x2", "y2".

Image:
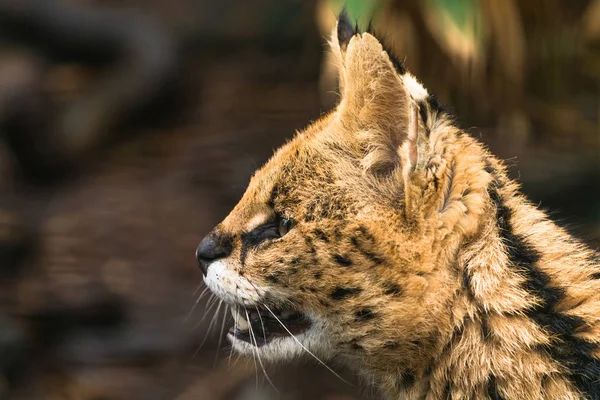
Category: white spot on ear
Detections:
[
  {"x1": 245, "y1": 213, "x2": 270, "y2": 231},
  {"x1": 203, "y1": 260, "x2": 267, "y2": 305},
  {"x1": 401, "y1": 73, "x2": 428, "y2": 102}
]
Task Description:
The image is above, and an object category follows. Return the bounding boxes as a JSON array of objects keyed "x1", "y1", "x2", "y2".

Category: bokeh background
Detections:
[{"x1": 0, "y1": 0, "x2": 598, "y2": 399}]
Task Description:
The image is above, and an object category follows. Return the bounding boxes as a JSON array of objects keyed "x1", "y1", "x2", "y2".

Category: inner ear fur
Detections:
[{"x1": 331, "y1": 27, "x2": 415, "y2": 173}]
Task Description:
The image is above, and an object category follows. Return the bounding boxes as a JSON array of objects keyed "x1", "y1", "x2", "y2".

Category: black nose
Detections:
[{"x1": 196, "y1": 231, "x2": 232, "y2": 276}]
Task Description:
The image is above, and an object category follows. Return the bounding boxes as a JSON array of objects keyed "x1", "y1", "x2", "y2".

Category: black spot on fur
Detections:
[
  {"x1": 481, "y1": 314, "x2": 491, "y2": 341},
  {"x1": 484, "y1": 158, "x2": 497, "y2": 177},
  {"x1": 591, "y1": 272, "x2": 600, "y2": 280},
  {"x1": 313, "y1": 271, "x2": 322, "y2": 280},
  {"x1": 487, "y1": 375, "x2": 504, "y2": 400},
  {"x1": 402, "y1": 370, "x2": 416, "y2": 387},
  {"x1": 442, "y1": 381, "x2": 452, "y2": 400},
  {"x1": 432, "y1": 173, "x2": 440, "y2": 191},
  {"x1": 350, "y1": 339, "x2": 365, "y2": 351},
  {"x1": 383, "y1": 283, "x2": 402, "y2": 296},
  {"x1": 350, "y1": 232, "x2": 385, "y2": 265},
  {"x1": 427, "y1": 94, "x2": 456, "y2": 125},
  {"x1": 313, "y1": 229, "x2": 329, "y2": 242},
  {"x1": 418, "y1": 100, "x2": 429, "y2": 125},
  {"x1": 330, "y1": 287, "x2": 362, "y2": 300},
  {"x1": 351, "y1": 238, "x2": 384, "y2": 264},
  {"x1": 354, "y1": 308, "x2": 376, "y2": 322},
  {"x1": 265, "y1": 274, "x2": 279, "y2": 284},
  {"x1": 423, "y1": 363, "x2": 433, "y2": 377},
  {"x1": 462, "y1": 269, "x2": 476, "y2": 301},
  {"x1": 333, "y1": 254, "x2": 353, "y2": 266},
  {"x1": 428, "y1": 94, "x2": 440, "y2": 111},
  {"x1": 304, "y1": 236, "x2": 316, "y2": 253},
  {"x1": 490, "y1": 181, "x2": 600, "y2": 398},
  {"x1": 267, "y1": 184, "x2": 283, "y2": 209}
]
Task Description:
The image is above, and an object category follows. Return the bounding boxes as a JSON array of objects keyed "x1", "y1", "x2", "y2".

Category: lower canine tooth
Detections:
[
  {"x1": 231, "y1": 308, "x2": 249, "y2": 330},
  {"x1": 237, "y1": 315, "x2": 249, "y2": 330}
]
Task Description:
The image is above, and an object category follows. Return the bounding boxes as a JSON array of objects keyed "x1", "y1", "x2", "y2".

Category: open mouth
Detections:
[{"x1": 229, "y1": 306, "x2": 312, "y2": 347}]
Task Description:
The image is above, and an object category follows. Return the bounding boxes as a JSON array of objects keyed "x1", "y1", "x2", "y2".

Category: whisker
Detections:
[
  {"x1": 213, "y1": 303, "x2": 230, "y2": 367},
  {"x1": 185, "y1": 286, "x2": 211, "y2": 322},
  {"x1": 194, "y1": 300, "x2": 223, "y2": 356},
  {"x1": 209, "y1": 301, "x2": 223, "y2": 334},
  {"x1": 228, "y1": 306, "x2": 238, "y2": 367},
  {"x1": 192, "y1": 283, "x2": 206, "y2": 297},
  {"x1": 203, "y1": 300, "x2": 223, "y2": 344},
  {"x1": 263, "y1": 304, "x2": 352, "y2": 385},
  {"x1": 196, "y1": 286, "x2": 211, "y2": 300},
  {"x1": 193, "y1": 295, "x2": 219, "y2": 330},
  {"x1": 228, "y1": 352, "x2": 243, "y2": 371},
  {"x1": 254, "y1": 305, "x2": 268, "y2": 347},
  {"x1": 245, "y1": 307, "x2": 278, "y2": 393},
  {"x1": 243, "y1": 306, "x2": 259, "y2": 390},
  {"x1": 204, "y1": 294, "x2": 219, "y2": 311}
]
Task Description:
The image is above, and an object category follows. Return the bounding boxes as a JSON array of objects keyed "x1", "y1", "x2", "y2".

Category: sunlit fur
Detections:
[{"x1": 202, "y1": 18, "x2": 600, "y2": 400}]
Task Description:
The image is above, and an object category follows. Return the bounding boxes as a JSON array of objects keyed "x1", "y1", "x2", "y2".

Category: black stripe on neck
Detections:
[{"x1": 489, "y1": 180, "x2": 600, "y2": 398}]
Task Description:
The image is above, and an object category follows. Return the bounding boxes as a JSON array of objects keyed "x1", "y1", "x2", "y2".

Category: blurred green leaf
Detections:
[
  {"x1": 327, "y1": 0, "x2": 382, "y2": 30},
  {"x1": 426, "y1": 0, "x2": 479, "y2": 35}
]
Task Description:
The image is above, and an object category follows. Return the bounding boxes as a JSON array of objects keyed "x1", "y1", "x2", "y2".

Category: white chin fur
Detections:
[{"x1": 228, "y1": 323, "x2": 331, "y2": 363}]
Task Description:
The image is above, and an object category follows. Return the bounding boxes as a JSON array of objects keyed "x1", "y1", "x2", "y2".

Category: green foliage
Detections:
[{"x1": 327, "y1": 0, "x2": 382, "y2": 30}]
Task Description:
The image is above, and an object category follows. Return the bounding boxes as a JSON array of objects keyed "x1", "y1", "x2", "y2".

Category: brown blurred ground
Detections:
[{"x1": 0, "y1": 1, "x2": 598, "y2": 399}]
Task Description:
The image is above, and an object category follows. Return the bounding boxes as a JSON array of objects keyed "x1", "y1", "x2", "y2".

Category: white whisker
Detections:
[
  {"x1": 203, "y1": 300, "x2": 223, "y2": 344},
  {"x1": 192, "y1": 283, "x2": 206, "y2": 297},
  {"x1": 254, "y1": 305, "x2": 268, "y2": 346},
  {"x1": 193, "y1": 295, "x2": 219, "y2": 330},
  {"x1": 243, "y1": 306, "x2": 259, "y2": 390},
  {"x1": 228, "y1": 305, "x2": 238, "y2": 367},
  {"x1": 185, "y1": 286, "x2": 211, "y2": 322},
  {"x1": 245, "y1": 308, "x2": 278, "y2": 393},
  {"x1": 194, "y1": 300, "x2": 223, "y2": 357},
  {"x1": 228, "y1": 352, "x2": 243, "y2": 371},
  {"x1": 204, "y1": 294, "x2": 219, "y2": 311},
  {"x1": 209, "y1": 301, "x2": 223, "y2": 334},
  {"x1": 263, "y1": 304, "x2": 351, "y2": 385},
  {"x1": 213, "y1": 303, "x2": 229, "y2": 367}
]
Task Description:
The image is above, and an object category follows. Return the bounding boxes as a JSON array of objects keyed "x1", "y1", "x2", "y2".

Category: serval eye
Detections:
[{"x1": 278, "y1": 218, "x2": 293, "y2": 237}]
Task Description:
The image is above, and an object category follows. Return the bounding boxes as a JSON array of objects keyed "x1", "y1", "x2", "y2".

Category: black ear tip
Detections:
[
  {"x1": 337, "y1": 7, "x2": 356, "y2": 49},
  {"x1": 367, "y1": 18, "x2": 374, "y2": 34}
]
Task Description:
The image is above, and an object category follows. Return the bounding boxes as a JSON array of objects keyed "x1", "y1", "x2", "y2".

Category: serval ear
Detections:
[{"x1": 329, "y1": 10, "x2": 430, "y2": 174}]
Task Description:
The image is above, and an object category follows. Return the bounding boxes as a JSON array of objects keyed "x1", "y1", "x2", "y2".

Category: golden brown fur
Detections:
[{"x1": 198, "y1": 14, "x2": 600, "y2": 400}]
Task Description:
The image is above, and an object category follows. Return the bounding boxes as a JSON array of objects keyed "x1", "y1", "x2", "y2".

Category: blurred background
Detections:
[{"x1": 0, "y1": 0, "x2": 598, "y2": 399}]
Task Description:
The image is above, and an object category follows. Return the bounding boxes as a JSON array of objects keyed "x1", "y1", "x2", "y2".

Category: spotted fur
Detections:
[{"x1": 199, "y1": 12, "x2": 600, "y2": 400}]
